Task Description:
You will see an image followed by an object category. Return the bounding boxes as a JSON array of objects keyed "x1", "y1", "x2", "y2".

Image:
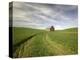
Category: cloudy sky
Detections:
[{"x1": 11, "y1": 2, "x2": 78, "y2": 30}]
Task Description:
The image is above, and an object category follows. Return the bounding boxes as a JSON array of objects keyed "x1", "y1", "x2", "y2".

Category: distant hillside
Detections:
[{"x1": 63, "y1": 28, "x2": 78, "y2": 32}]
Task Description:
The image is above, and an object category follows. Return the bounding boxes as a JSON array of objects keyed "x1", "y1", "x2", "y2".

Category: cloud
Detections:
[{"x1": 12, "y1": 2, "x2": 78, "y2": 30}]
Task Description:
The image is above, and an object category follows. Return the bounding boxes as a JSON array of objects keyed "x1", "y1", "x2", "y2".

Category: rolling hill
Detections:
[{"x1": 12, "y1": 27, "x2": 78, "y2": 58}]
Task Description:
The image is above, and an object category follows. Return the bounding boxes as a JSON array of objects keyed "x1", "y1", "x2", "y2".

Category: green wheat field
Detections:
[{"x1": 13, "y1": 27, "x2": 78, "y2": 58}]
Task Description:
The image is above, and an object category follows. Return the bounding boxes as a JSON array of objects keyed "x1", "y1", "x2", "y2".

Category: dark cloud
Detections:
[{"x1": 12, "y1": 2, "x2": 78, "y2": 30}]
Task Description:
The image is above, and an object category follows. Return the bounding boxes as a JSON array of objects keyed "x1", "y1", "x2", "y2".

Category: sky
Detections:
[{"x1": 10, "y1": 2, "x2": 78, "y2": 30}]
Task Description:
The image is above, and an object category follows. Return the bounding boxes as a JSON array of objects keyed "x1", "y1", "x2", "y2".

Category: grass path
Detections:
[{"x1": 43, "y1": 32, "x2": 74, "y2": 55}]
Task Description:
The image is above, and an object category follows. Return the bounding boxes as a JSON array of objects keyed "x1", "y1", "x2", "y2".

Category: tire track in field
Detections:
[
  {"x1": 14, "y1": 32, "x2": 43, "y2": 48},
  {"x1": 14, "y1": 34, "x2": 37, "y2": 47},
  {"x1": 13, "y1": 32, "x2": 45, "y2": 57},
  {"x1": 13, "y1": 32, "x2": 75, "y2": 57},
  {"x1": 13, "y1": 34, "x2": 37, "y2": 58},
  {"x1": 43, "y1": 32, "x2": 72, "y2": 55}
]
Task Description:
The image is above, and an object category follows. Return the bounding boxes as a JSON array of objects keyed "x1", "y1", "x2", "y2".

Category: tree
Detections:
[{"x1": 50, "y1": 26, "x2": 55, "y2": 31}]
